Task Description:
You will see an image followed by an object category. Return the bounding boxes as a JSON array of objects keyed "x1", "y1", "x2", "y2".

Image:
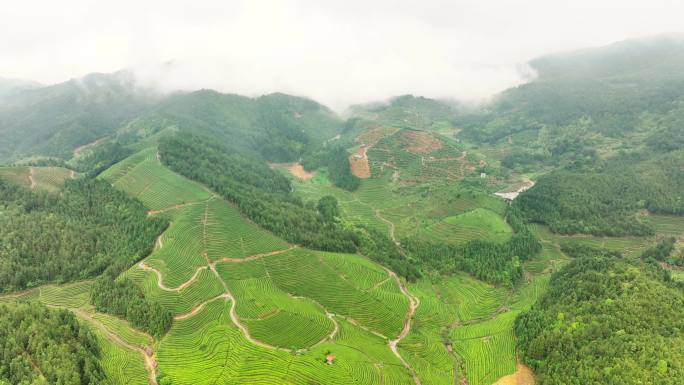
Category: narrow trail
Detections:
[
  {"x1": 208, "y1": 263, "x2": 291, "y2": 352},
  {"x1": 375, "y1": 209, "x2": 397, "y2": 243},
  {"x1": 213, "y1": 246, "x2": 296, "y2": 263},
  {"x1": 147, "y1": 203, "x2": 193, "y2": 216},
  {"x1": 353, "y1": 198, "x2": 398, "y2": 243},
  {"x1": 174, "y1": 294, "x2": 230, "y2": 320},
  {"x1": 385, "y1": 268, "x2": 422, "y2": 385},
  {"x1": 139, "y1": 262, "x2": 207, "y2": 292},
  {"x1": 308, "y1": 312, "x2": 340, "y2": 349},
  {"x1": 28, "y1": 167, "x2": 36, "y2": 189},
  {"x1": 71, "y1": 308, "x2": 157, "y2": 385}
]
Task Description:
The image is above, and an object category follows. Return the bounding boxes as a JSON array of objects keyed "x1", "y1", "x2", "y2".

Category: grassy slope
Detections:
[{"x1": 103, "y1": 148, "x2": 417, "y2": 384}]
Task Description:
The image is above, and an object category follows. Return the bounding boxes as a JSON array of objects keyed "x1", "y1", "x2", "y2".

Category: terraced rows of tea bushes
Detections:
[
  {"x1": 251, "y1": 249, "x2": 407, "y2": 338},
  {"x1": 0, "y1": 166, "x2": 30, "y2": 187},
  {"x1": 31, "y1": 166, "x2": 73, "y2": 191},
  {"x1": 530, "y1": 224, "x2": 652, "y2": 257},
  {"x1": 418, "y1": 208, "x2": 513, "y2": 245},
  {"x1": 90, "y1": 311, "x2": 154, "y2": 348},
  {"x1": 450, "y1": 311, "x2": 518, "y2": 385},
  {"x1": 142, "y1": 198, "x2": 289, "y2": 287},
  {"x1": 124, "y1": 267, "x2": 225, "y2": 314},
  {"x1": 91, "y1": 328, "x2": 149, "y2": 385},
  {"x1": 202, "y1": 198, "x2": 289, "y2": 261},
  {"x1": 398, "y1": 269, "x2": 550, "y2": 385},
  {"x1": 644, "y1": 214, "x2": 684, "y2": 237},
  {"x1": 366, "y1": 130, "x2": 468, "y2": 183},
  {"x1": 156, "y1": 298, "x2": 413, "y2": 385},
  {"x1": 143, "y1": 204, "x2": 209, "y2": 286},
  {"x1": 38, "y1": 281, "x2": 92, "y2": 308},
  {"x1": 216, "y1": 248, "x2": 408, "y2": 340},
  {"x1": 100, "y1": 147, "x2": 212, "y2": 210}
]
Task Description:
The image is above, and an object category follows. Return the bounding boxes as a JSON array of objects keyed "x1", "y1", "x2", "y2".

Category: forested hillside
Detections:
[
  {"x1": 0, "y1": 178, "x2": 165, "y2": 292},
  {"x1": 0, "y1": 71, "x2": 155, "y2": 161},
  {"x1": 0, "y1": 34, "x2": 683, "y2": 385},
  {"x1": 120, "y1": 90, "x2": 343, "y2": 163},
  {"x1": 458, "y1": 36, "x2": 684, "y2": 147},
  {"x1": 0, "y1": 301, "x2": 108, "y2": 385},
  {"x1": 515, "y1": 251, "x2": 684, "y2": 384}
]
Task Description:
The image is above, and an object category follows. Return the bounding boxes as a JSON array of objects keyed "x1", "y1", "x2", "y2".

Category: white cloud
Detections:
[{"x1": 1, "y1": 0, "x2": 682, "y2": 110}]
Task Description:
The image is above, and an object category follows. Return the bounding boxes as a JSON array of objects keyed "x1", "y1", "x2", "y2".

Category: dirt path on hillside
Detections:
[
  {"x1": 28, "y1": 167, "x2": 36, "y2": 189},
  {"x1": 208, "y1": 263, "x2": 291, "y2": 352},
  {"x1": 385, "y1": 268, "x2": 422, "y2": 385},
  {"x1": 71, "y1": 308, "x2": 157, "y2": 385},
  {"x1": 214, "y1": 246, "x2": 296, "y2": 263},
  {"x1": 375, "y1": 209, "x2": 397, "y2": 243},
  {"x1": 139, "y1": 262, "x2": 207, "y2": 292},
  {"x1": 147, "y1": 202, "x2": 197, "y2": 216},
  {"x1": 174, "y1": 294, "x2": 230, "y2": 320}
]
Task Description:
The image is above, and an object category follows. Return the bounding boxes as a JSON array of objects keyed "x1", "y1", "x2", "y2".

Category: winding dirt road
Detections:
[
  {"x1": 139, "y1": 262, "x2": 207, "y2": 292},
  {"x1": 28, "y1": 167, "x2": 36, "y2": 189},
  {"x1": 385, "y1": 268, "x2": 422, "y2": 385},
  {"x1": 71, "y1": 308, "x2": 158, "y2": 385}
]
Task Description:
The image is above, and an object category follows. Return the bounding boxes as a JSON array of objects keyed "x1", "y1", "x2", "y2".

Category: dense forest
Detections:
[
  {"x1": 514, "y1": 151, "x2": 684, "y2": 236},
  {"x1": 402, "y1": 208, "x2": 540, "y2": 285},
  {"x1": 515, "y1": 251, "x2": 684, "y2": 384},
  {"x1": 302, "y1": 146, "x2": 360, "y2": 191},
  {"x1": 71, "y1": 142, "x2": 134, "y2": 177},
  {"x1": 0, "y1": 178, "x2": 166, "y2": 292},
  {"x1": 0, "y1": 301, "x2": 108, "y2": 385},
  {"x1": 90, "y1": 275, "x2": 172, "y2": 337}
]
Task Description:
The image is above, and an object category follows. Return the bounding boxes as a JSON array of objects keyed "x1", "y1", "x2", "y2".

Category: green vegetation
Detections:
[
  {"x1": 91, "y1": 275, "x2": 173, "y2": 337},
  {"x1": 71, "y1": 141, "x2": 133, "y2": 176},
  {"x1": 515, "y1": 253, "x2": 684, "y2": 384},
  {"x1": 100, "y1": 147, "x2": 212, "y2": 211},
  {"x1": 0, "y1": 301, "x2": 108, "y2": 385},
  {"x1": 403, "y1": 208, "x2": 540, "y2": 286},
  {"x1": 418, "y1": 208, "x2": 513, "y2": 245},
  {"x1": 0, "y1": 71, "x2": 154, "y2": 162},
  {"x1": 515, "y1": 151, "x2": 684, "y2": 236},
  {"x1": 302, "y1": 146, "x2": 360, "y2": 191},
  {"x1": 0, "y1": 178, "x2": 165, "y2": 292}
]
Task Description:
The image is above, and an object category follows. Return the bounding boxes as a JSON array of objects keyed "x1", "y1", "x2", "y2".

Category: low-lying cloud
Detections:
[{"x1": 1, "y1": 0, "x2": 683, "y2": 110}]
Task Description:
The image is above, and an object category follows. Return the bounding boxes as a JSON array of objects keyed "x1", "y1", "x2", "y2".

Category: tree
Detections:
[{"x1": 317, "y1": 196, "x2": 339, "y2": 221}]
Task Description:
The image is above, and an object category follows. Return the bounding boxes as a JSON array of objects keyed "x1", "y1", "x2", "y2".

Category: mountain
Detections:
[
  {"x1": 118, "y1": 89, "x2": 344, "y2": 162},
  {"x1": 0, "y1": 77, "x2": 41, "y2": 101},
  {"x1": 458, "y1": 35, "x2": 684, "y2": 145},
  {"x1": 0, "y1": 71, "x2": 157, "y2": 162}
]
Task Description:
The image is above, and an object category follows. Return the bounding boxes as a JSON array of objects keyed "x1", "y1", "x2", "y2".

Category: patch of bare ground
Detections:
[
  {"x1": 492, "y1": 363, "x2": 535, "y2": 385},
  {"x1": 73, "y1": 137, "x2": 108, "y2": 157},
  {"x1": 28, "y1": 167, "x2": 36, "y2": 189},
  {"x1": 288, "y1": 163, "x2": 314, "y2": 180},
  {"x1": 400, "y1": 130, "x2": 443, "y2": 153},
  {"x1": 349, "y1": 147, "x2": 371, "y2": 178}
]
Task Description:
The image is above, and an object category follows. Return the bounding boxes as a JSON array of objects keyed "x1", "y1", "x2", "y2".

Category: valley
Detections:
[{"x1": 1, "y1": 35, "x2": 684, "y2": 385}]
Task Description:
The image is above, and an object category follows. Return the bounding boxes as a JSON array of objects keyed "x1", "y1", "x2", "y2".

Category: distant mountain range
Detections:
[{"x1": 1, "y1": 35, "x2": 683, "y2": 163}]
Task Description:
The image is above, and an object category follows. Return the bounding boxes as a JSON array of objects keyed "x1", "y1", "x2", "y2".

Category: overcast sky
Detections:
[{"x1": 1, "y1": 0, "x2": 682, "y2": 110}]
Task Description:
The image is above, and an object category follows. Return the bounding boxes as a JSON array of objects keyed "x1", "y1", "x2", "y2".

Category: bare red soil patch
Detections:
[
  {"x1": 493, "y1": 363, "x2": 535, "y2": 385},
  {"x1": 349, "y1": 147, "x2": 371, "y2": 178},
  {"x1": 288, "y1": 163, "x2": 314, "y2": 180},
  {"x1": 400, "y1": 130, "x2": 443, "y2": 153}
]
